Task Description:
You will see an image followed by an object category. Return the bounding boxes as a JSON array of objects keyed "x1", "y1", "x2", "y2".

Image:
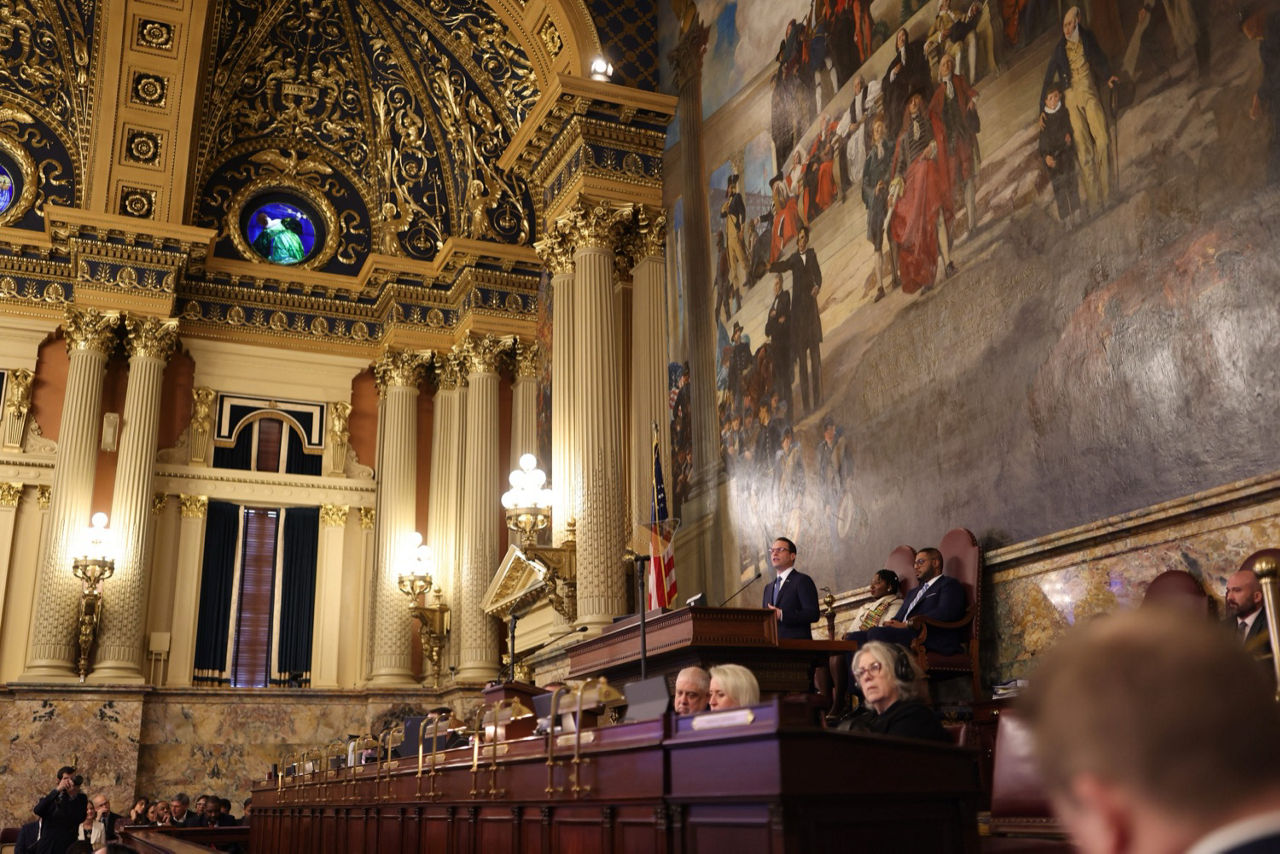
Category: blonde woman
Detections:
[{"x1": 708, "y1": 663, "x2": 760, "y2": 710}]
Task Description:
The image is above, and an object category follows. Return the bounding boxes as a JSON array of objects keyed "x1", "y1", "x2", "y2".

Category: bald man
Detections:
[{"x1": 1225, "y1": 568, "x2": 1270, "y2": 657}]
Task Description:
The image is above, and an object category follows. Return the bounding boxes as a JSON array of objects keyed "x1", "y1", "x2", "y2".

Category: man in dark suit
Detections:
[
  {"x1": 1021, "y1": 608, "x2": 1280, "y2": 854},
  {"x1": 33, "y1": 766, "x2": 87, "y2": 854},
  {"x1": 769, "y1": 227, "x2": 822, "y2": 413},
  {"x1": 847, "y1": 547, "x2": 966, "y2": 654},
  {"x1": 762, "y1": 536, "x2": 820, "y2": 640},
  {"x1": 169, "y1": 792, "x2": 201, "y2": 828},
  {"x1": 1225, "y1": 568, "x2": 1270, "y2": 660},
  {"x1": 90, "y1": 793, "x2": 123, "y2": 843}
]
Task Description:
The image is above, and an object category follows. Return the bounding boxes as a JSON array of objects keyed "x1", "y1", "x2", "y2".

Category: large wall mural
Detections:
[{"x1": 661, "y1": 0, "x2": 1280, "y2": 593}]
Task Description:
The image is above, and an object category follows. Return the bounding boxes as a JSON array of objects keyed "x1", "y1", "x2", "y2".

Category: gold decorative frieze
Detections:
[
  {"x1": 178, "y1": 495, "x2": 208, "y2": 519},
  {"x1": 63, "y1": 307, "x2": 120, "y2": 355},
  {"x1": 320, "y1": 504, "x2": 349, "y2": 527},
  {"x1": 372, "y1": 348, "x2": 427, "y2": 393},
  {"x1": 0, "y1": 482, "x2": 22, "y2": 507},
  {"x1": 123, "y1": 314, "x2": 179, "y2": 361}
]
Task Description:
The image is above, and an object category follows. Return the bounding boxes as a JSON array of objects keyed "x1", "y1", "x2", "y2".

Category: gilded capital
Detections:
[
  {"x1": 635, "y1": 206, "x2": 668, "y2": 261},
  {"x1": 4, "y1": 368, "x2": 33, "y2": 416},
  {"x1": 0, "y1": 482, "x2": 22, "y2": 506},
  {"x1": 359, "y1": 506, "x2": 375, "y2": 529},
  {"x1": 372, "y1": 349, "x2": 427, "y2": 395},
  {"x1": 669, "y1": 17, "x2": 710, "y2": 91},
  {"x1": 459, "y1": 333, "x2": 508, "y2": 376},
  {"x1": 564, "y1": 200, "x2": 635, "y2": 252},
  {"x1": 63, "y1": 307, "x2": 120, "y2": 355},
  {"x1": 36, "y1": 485, "x2": 50, "y2": 509},
  {"x1": 152, "y1": 493, "x2": 168, "y2": 514},
  {"x1": 179, "y1": 494, "x2": 208, "y2": 518},
  {"x1": 514, "y1": 339, "x2": 542, "y2": 380},
  {"x1": 124, "y1": 314, "x2": 180, "y2": 361},
  {"x1": 320, "y1": 503, "x2": 350, "y2": 527},
  {"x1": 434, "y1": 350, "x2": 466, "y2": 391},
  {"x1": 533, "y1": 222, "x2": 576, "y2": 275}
]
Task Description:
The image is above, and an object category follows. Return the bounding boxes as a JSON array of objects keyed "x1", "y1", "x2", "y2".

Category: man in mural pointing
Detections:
[{"x1": 769, "y1": 227, "x2": 822, "y2": 413}]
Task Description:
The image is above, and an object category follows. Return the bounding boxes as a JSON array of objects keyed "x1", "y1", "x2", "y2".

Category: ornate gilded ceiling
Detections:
[{"x1": 192, "y1": 0, "x2": 541, "y2": 273}]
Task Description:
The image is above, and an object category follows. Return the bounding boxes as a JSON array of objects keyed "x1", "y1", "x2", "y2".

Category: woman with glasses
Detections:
[{"x1": 850, "y1": 641, "x2": 948, "y2": 742}]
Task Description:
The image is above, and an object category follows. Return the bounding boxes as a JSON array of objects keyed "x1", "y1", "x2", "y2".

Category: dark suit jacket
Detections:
[
  {"x1": 15, "y1": 820, "x2": 40, "y2": 854},
  {"x1": 893, "y1": 574, "x2": 967, "y2": 654},
  {"x1": 33, "y1": 788, "x2": 87, "y2": 854},
  {"x1": 764, "y1": 569, "x2": 820, "y2": 639},
  {"x1": 1223, "y1": 830, "x2": 1280, "y2": 853},
  {"x1": 1041, "y1": 26, "x2": 1112, "y2": 110},
  {"x1": 1239, "y1": 609, "x2": 1272, "y2": 660},
  {"x1": 868, "y1": 699, "x2": 949, "y2": 743},
  {"x1": 172, "y1": 809, "x2": 203, "y2": 827},
  {"x1": 770, "y1": 249, "x2": 823, "y2": 344}
]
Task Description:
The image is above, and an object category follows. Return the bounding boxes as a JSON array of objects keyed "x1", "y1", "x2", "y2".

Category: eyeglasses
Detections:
[
  {"x1": 769, "y1": 547, "x2": 791, "y2": 554},
  {"x1": 853, "y1": 660, "x2": 883, "y2": 682}
]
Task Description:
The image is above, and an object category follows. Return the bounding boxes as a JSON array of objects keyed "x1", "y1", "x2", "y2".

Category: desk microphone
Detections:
[{"x1": 719, "y1": 571, "x2": 763, "y2": 607}]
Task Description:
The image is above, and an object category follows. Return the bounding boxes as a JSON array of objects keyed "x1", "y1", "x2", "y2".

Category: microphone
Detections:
[{"x1": 719, "y1": 571, "x2": 763, "y2": 607}]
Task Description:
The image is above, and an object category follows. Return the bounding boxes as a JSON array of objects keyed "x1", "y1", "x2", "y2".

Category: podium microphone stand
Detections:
[{"x1": 633, "y1": 553, "x2": 652, "y2": 679}]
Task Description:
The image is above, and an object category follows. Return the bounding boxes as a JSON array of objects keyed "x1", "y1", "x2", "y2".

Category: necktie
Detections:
[
  {"x1": 1240, "y1": 620, "x2": 1250, "y2": 638},
  {"x1": 903, "y1": 584, "x2": 924, "y2": 618},
  {"x1": 774, "y1": 578, "x2": 783, "y2": 605}
]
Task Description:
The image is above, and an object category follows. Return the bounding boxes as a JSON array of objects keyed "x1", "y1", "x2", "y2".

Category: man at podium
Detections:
[{"x1": 763, "y1": 537, "x2": 821, "y2": 639}]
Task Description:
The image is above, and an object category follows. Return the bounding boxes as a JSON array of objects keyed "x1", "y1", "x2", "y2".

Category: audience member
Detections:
[
  {"x1": 90, "y1": 793, "x2": 121, "y2": 842},
  {"x1": 126, "y1": 797, "x2": 149, "y2": 825},
  {"x1": 170, "y1": 792, "x2": 200, "y2": 827},
  {"x1": 851, "y1": 569, "x2": 905, "y2": 631},
  {"x1": 674, "y1": 666, "x2": 711, "y2": 715},
  {"x1": 1020, "y1": 608, "x2": 1280, "y2": 853},
  {"x1": 72, "y1": 800, "x2": 97, "y2": 846},
  {"x1": 154, "y1": 800, "x2": 171, "y2": 825},
  {"x1": 845, "y1": 548, "x2": 965, "y2": 654},
  {"x1": 202, "y1": 797, "x2": 237, "y2": 827},
  {"x1": 762, "y1": 536, "x2": 821, "y2": 639},
  {"x1": 241, "y1": 797, "x2": 252, "y2": 826},
  {"x1": 850, "y1": 641, "x2": 948, "y2": 742},
  {"x1": 1225, "y1": 567, "x2": 1270, "y2": 659},
  {"x1": 708, "y1": 664, "x2": 760, "y2": 711},
  {"x1": 33, "y1": 765, "x2": 88, "y2": 854},
  {"x1": 13, "y1": 819, "x2": 39, "y2": 854}
]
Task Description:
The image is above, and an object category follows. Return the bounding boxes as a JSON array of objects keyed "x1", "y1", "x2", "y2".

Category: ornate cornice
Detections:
[
  {"x1": 123, "y1": 314, "x2": 180, "y2": 361},
  {"x1": 320, "y1": 503, "x2": 350, "y2": 527},
  {"x1": 514, "y1": 339, "x2": 542, "y2": 380},
  {"x1": 372, "y1": 348, "x2": 428, "y2": 394},
  {"x1": 178, "y1": 494, "x2": 208, "y2": 518},
  {"x1": 0, "y1": 482, "x2": 22, "y2": 507},
  {"x1": 62, "y1": 306, "x2": 120, "y2": 355}
]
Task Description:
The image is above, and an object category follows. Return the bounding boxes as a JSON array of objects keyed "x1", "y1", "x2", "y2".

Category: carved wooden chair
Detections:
[
  {"x1": 983, "y1": 708, "x2": 1073, "y2": 850},
  {"x1": 907, "y1": 527, "x2": 982, "y2": 699}
]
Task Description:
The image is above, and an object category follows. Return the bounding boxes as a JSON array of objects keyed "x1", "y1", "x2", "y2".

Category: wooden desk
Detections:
[{"x1": 250, "y1": 701, "x2": 981, "y2": 853}]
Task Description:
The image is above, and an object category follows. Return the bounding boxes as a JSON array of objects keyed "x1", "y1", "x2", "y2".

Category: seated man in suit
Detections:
[
  {"x1": 762, "y1": 537, "x2": 820, "y2": 639},
  {"x1": 1021, "y1": 608, "x2": 1280, "y2": 854},
  {"x1": 845, "y1": 547, "x2": 965, "y2": 653},
  {"x1": 1225, "y1": 568, "x2": 1270, "y2": 661}
]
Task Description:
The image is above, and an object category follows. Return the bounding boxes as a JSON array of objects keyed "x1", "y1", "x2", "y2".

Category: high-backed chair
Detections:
[
  {"x1": 983, "y1": 709, "x2": 1073, "y2": 851},
  {"x1": 907, "y1": 528, "x2": 982, "y2": 698},
  {"x1": 1141, "y1": 569, "x2": 1212, "y2": 616},
  {"x1": 887, "y1": 544, "x2": 917, "y2": 597}
]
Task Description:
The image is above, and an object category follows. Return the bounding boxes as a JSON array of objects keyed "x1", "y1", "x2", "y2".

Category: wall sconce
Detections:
[
  {"x1": 71, "y1": 512, "x2": 115, "y2": 682},
  {"x1": 501, "y1": 454, "x2": 553, "y2": 551},
  {"x1": 396, "y1": 533, "x2": 450, "y2": 688},
  {"x1": 589, "y1": 56, "x2": 614, "y2": 82}
]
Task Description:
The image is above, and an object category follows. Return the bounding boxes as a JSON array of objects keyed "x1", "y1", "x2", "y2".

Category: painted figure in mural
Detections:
[
  {"x1": 883, "y1": 29, "x2": 934, "y2": 141},
  {"x1": 821, "y1": 0, "x2": 858, "y2": 89},
  {"x1": 809, "y1": 116, "x2": 844, "y2": 212},
  {"x1": 767, "y1": 173, "x2": 801, "y2": 263},
  {"x1": 750, "y1": 401, "x2": 782, "y2": 471},
  {"x1": 787, "y1": 149, "x2": 811, "y2": 224},
  {"x1": 714, "y1": 231, "x2": 739, "y2": 321},
  {"x1": 928, "y1": 0, "x2": 998, "y2": 83},
  {"x1": 931, "y1": 53, "x2": 982, "y2": 239},
  {"x1": 778, "y1": 427, "x2": 805, "y2": 532},
  {"x1": 1245, "y1": 7, "x2": 1280, "y2": 184},
  {"x1": 888, "y1": 93, "x2": 956, "y2": 294},
  {"x1": 1121, "y1": 0, "x2": 1208, "y2": 82},
  {"x1": 769, "y1": 227, "x2": 823, "y2": 413},
  {"x1": 726, "y1": 321, "x2": 753, "y2": 414},
  {"x1": 1039, "y1": 84, "x2": 1081, "y2": 224},
  {"x1": 863, "y1": 116, "x2": 896, "y2": 300},
  {"x1": 765, "y1": 274, "x2": 794, "y2": 418},
  {"x1": 720, "y1": 173, "x2": 750, "y2": 288},
  {"x1": 1041, "y1": 6, "x2": 1118, "y2": 213},
  {"x1": 252, "y1": 211, "x2": 307, "y2": 264},
  {"x1": 816, "y1": 416, "x2": 853, "y2": 539}
]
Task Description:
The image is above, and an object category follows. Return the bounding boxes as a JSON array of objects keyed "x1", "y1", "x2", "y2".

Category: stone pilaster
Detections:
[
  {"x1": 455, "y1": 335, "x2": 506, "y2": 683},
  {"x1": 311, "y1": 503, "x2": 349, "y2": 688},
  {"x1": 166, "y1": 495, "x2": 207, "y2": 687},
  {"x1": 21, "y1": 307, "x2": 120, "y2": 682},
  {"x1": 0, "y1": 482, "x2": 22, "y2": 641},
  {"x1": 535, "y1": 226, "x2": 579, "y2": 545},
  {"x1": 511, "y1": 339, "x2": 541, "y2": 469},
  {"x1": 93, "y1": 315, "x2": 179, "y2": 683},
  {"x1": 425, "y1": 353, "x2": 466, "y2": 672},
  {"x1": 567, "y1": 201, "x2": 633, "y2": 630},
  {"x1": 367, "y1": 349, "x2": 427, "y2": 687}
]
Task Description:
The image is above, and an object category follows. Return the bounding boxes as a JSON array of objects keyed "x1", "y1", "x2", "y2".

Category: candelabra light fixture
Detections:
[
  {"x1": 396, "y1": 532, "x2": 450, "y2": 688},
  {"x1": 501, "y1": 454, "x2": 553, "y2": 551},
  {"x1": 71, "y1": 512, "x2": 116, "y2": 682}
]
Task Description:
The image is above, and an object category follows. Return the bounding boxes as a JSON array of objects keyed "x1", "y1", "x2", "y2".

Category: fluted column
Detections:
[
  {"x1": 425, "y1": 353, "x2": 466, "y2": 671},
  {"x1": 568, "y1": 202, "x2": 633, "y2": 630},
  {"x1": 534, "y1": 228, "x2": 579, "y2": 545},
  {"x1": 0, "y1": 482, "x2": 22, "y2": 641},
  {"x1": 627, "y1": 209, "x2": 673, "y2": 532},
  {"x1": 455, "y1": 335, "x2": 504, "y2": 683},
  {"x1": 21, "y1": 308, "x2": 119, "y2": 681},
  {"x1": 367, "y1": 349, "x2": 426, "y2": 687},
  {"x1": 510, "y1": 340, "x2": 541, "y2": 468},
  {"x1": 167, "y1": 495, "x2": 207, "y2": 687},
  {"x1": 311, "y1": 504, "x2": 348, "y2": 688},
  {"x1": 92, "y1": 316, "x2": 178, "y2": 683}
]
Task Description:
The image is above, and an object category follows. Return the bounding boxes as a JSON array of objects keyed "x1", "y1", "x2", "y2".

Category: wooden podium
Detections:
[{"x1": 566, "y1": 606, "x2": 855, "y2": 696}]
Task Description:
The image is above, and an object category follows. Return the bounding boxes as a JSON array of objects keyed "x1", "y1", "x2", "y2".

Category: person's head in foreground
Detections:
[
  {"x1": 852, "y1": 641, "x2": 927, "y2": 713},
  {"x1": 1020, "y1": 607, "x2": 1280, "y2": 854},
  {"x1": 674, "y1": 666, "x2": 710, "y2": 715},
  {"x1": 708, "y1": 663, "x2": 760, "y2": 711}
]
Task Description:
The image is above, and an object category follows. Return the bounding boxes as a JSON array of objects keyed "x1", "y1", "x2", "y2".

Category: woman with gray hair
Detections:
[
  {"x1": 851, "y1": 641, "x2": 947, "y2": 742},
  {"x1": 707, "y1": 663, "x2": 760, "y2": 711}
]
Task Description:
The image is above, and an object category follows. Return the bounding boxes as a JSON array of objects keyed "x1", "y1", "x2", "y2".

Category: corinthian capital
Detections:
[
  {"x1": 434, "y1": 350, "x2": 466, "y2": 390},
  {"x1": 634, "y1": 206, "x2": 668, "y2": 261},
  {"x1": 124, "y1": 314, "x2": 180, "y2": 361},
  {"x1": 564, "y1": 200, "x2": 635, "y2": 252},
  {"x1": 459, "y1": 333, "x2": 510, "y2": 376},
  {"x1": 63, "y1": 307, "x2": 120, "y2": 355},
  {"x1": 533, "y1": 221, "x2": 575, "y2": 275},
  {"x1": 178, "y1": 494, "x2": 208, "y2": 518},
  {"x1": 514, "y1": 339, "x2": 542, "y2": 380},
  {"x1": 669, "y1": 18, "x2": 709, "y2": 90},
  {"x1": 372, "y1": 348, "x2": 427, "y2": 395}
]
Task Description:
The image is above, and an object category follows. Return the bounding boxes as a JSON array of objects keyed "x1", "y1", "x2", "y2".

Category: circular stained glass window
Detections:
[
  {"x1": 0, "y1": 163, "x2": 13, "y2": 215},
  {"x1": 242, "y1": 198, "x2": 321, "y2": 266}
]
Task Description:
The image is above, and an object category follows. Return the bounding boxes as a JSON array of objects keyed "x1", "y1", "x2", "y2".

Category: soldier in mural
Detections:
[
  {"x1": 770, "y1": 227, "x2": 823, "y2": 413},
  {"x1": 888, "y1": 93, "x2": 956, "y2": 293},
  {"x1": 1041, "y1": 6, "x2": 1118, "y2": 213},
  {"x1": 720, "y1": 173, "x2": 750, "y2": 289},
  {"x1": 931, "y1": 53, "x2": 982, "y2": 238}
]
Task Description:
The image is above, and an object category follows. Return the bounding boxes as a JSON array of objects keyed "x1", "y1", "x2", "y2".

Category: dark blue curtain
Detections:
[
  {"x1": 213, "y1": 424, "x2": 253, "y2": 470},
  {"x1": 193, "y1": 501, "x2": 240, "y2": 683},
  {"x1": 275, "y1": 506, "x2": 319, "y2": 683},
  {"x1": 285, "y1": 426, "x2": 322, "y2": 476}
]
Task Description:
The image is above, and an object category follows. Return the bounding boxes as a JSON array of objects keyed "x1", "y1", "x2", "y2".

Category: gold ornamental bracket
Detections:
[{"x1": 482, "y1": 542, "x2": 577, "y2": 625}]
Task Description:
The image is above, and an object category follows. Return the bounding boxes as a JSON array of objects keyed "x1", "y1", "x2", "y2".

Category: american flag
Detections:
[{"x1": 647, "y1": 427, "x2": 676, "y2": 610}]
